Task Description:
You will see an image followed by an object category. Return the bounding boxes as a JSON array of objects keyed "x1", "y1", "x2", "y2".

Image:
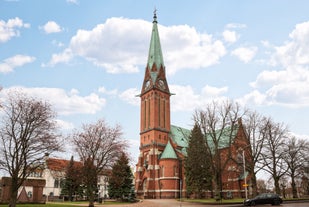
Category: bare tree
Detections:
[
  {"x1": 71, "y1": 119, "x2": 127, "y2": 207},
  {"x1": 300, "y1": 157, "x2": 309, "y2": 196},
  {"x1": 243, "y1": 111, "x2": 269, "y2": 196},
  {"x1": 259, "y1": 118, "x2": 288, "y2": 195},
  {"x1": 0, "y1": 92, "x2": 62, "y2": 207},
  {"x1": 283, "y1": 136, "x2": 308, "y2": 198},
  {"x1": 256, "y1": 179, "x2": 267, "y2": 193},
  {"x1": 194, "y1": 100, "x2": 246, "y2": 199}
]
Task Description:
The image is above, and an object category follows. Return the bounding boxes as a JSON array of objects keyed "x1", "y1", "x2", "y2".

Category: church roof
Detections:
[
  {"x1": 147, "y1": 10, "x2": 165, "y2": 83},
  {"x1": 170, "y1": 125, "x2": 190, "y2": 148},
  {"x1": 160, "y1": 141, "x2": 178, "y2": 159},
  {"x1": 46, "y1": 158, "x2": 82, "y2": 171},
  {"x1": 169, "y1": 124, "x2": 240, "y2": 156}
]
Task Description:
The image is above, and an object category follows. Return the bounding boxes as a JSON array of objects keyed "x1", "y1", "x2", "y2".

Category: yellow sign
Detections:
[{"x1": 243, "y1": 184, "x2": 249, "y2": 187}]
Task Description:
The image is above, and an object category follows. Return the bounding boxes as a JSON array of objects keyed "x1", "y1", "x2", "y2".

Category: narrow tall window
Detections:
[
  {"x1": 148, "y1": 98, "x2": 150, "y2": 128},
  {"x1": 54, "y1": 179, "x2": 59, "y2": 188},
  {"x1": 161, "y1": 166, "x2": 164, "y2": 177},
  {"x1": 144, "y1": 99, "x2": 147, "y2": 129},
  {"x1": 158, "y1": 96, "x2": 160, "y2": 127},
  {"x1": 174, "y1": 166, "x2": 178, "y2": 177},
  {"x1": 163, "y1": 99, "x2": 166, "y2": 129}
]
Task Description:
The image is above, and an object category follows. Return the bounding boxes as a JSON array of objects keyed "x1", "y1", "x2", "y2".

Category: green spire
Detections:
[
  {"x1": 160, "y1": 141, "x2": 178, "y2": 159},
  {"x1": 147, "y1": 9, "x2": 164, "y2": 73}
]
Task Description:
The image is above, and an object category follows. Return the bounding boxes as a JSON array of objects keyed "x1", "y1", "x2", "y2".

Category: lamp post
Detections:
[
  {"x1": 242, "y1": 149, "x2": 248, "y2": 200},
  {"x1": 179, "y1": 179, "x2": 182, "y2": 207},
  {"x1": 238, "y1": 145, "x2": 250, "y2": 200}
]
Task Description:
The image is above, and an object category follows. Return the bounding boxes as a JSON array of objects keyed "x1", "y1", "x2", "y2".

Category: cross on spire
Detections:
[{"x1": 153, "y1": 8, "x2": 157, "y2": 23}]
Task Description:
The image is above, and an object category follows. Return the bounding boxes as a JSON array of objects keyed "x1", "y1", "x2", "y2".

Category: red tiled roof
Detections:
[{"x1": 46, "y1": 158, "x2": 82, "y2": 171}]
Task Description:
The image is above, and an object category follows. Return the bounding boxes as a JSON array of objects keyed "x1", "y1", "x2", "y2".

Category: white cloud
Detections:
[
  {"x1": 169, "y1": 84, "x2": 228, "y2": 111},
  {"x1": 120, "y1": 84, "x2": 229, "y2": 112},
  {"x1": 67, "y1": 17, "x2": 149, "y2": 73},
  {"x1": 0, "y1": 55, "x2": 35, "y2": 73},
  {"x1": 1, "y1": 87, "x2": 106, "y2": 115},
  {"x1": 225, "y1": 23, "x2": 247, "y2": 29},
  {"x1": 98, "y1": 86, "x2": 118, "y2": 95},
  {"x1": 270, "y1": 21, "x2": 309, "y2": 67},
  {"x1": 46, "y1": 17, "x2": 226, "y2": 74},
  {"x1": 119, "y1": 84, "x2": 229, "y2": 112},
  {"x1": 236, "y1": 90, "x2": 267, "y2": 107},
  {"x1": 66, "y1": 0, "x2": 78, "y2": 4},
  {"x1": 119, "y1": 88, "x2": 140, "y2": 106},
  {"x1": 246, "y1": 21, "x2": 309, "y2": 108},
  {"x1": 222, "y1": 30, "x2": 238, "y2": 43},
  {"x1": 56, "y1": 119, "x2": 74, "y2": 131},
  {"x1": 0, "y1": 17, "x2": 30, "y2": 43},
  {"x1": 241, "y1": 69, "x2": 308, "y2": 108},
  {"x1": 160, "y1": 25, "x2": 226, "y2": 75},
  {"x1": 231, "y1": 46, "x2": 257, "y2": 63},
  {"x1": 52, "y1": 40, "x2": 64, "y2": 47},
  {"x1": 42, "y1": 48, "x2": 73, "y2": 67},
  {"x1": 41, "y1": 21, "x2": 62, "y2": 34},
  {"x1": 201, "y1": 85, "x2": 228, "y2": 97},
  {"x1": 265, "y1": 80, "x2": 309, "y2": 107}
]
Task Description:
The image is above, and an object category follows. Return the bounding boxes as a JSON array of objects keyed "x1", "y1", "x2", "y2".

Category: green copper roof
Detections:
[
  {"x1": 170, "y1": 124, "x2": 240, "y2": 155},
  {"x1": 170, "y1": 125, "x2": 190, "y2": 148},
  {"x1": 147, "y1": 11, "x2": 164, "y2": 82},
  {"x1": 160, "y1": 141, "x2": 178, "y2": 159}
]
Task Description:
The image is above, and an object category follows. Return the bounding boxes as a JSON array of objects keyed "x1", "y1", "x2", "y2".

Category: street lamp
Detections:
[
  {"x1": 238, "y1": 146, "x2": 249, "y2": 200},
  {"x1": 179, "y1": 179, "x2": 182, "y2": 207},
  {"x1": 242, "y1": 149, "x2": 248, "y2": 200}
]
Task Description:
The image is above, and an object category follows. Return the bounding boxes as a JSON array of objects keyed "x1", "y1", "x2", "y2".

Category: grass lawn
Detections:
[
  {"x1": 0, "y1": 200, "x2": 133, "y2": 207},
  {"x1": 0, "y1": 204, "x2": 81, "y2": 207}
]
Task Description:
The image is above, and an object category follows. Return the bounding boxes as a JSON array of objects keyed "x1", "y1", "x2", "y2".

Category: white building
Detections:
[{"x1": 27, "y1": 156, "x2": 110, "y2": 200}]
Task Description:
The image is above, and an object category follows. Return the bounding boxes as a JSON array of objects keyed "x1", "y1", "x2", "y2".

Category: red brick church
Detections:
[{"x1": 134, "y1": 12, "x2": 252, "y2": 199}]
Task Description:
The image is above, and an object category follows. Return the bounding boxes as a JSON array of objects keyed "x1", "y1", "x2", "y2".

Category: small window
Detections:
[{"x1": 54, "y1": 179, "x2": 59, "y2": 188}]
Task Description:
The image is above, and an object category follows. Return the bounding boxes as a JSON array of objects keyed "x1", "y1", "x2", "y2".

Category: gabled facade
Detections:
[
  {"x1": 135, "y1": 12, "x2": 253, "y2": 199},
  {"x1": 27, "y1": 156, "x2": 110, "y2": 201},
  {"x1": 27, "y1": 157, "x2": 82, "y2": 200}
]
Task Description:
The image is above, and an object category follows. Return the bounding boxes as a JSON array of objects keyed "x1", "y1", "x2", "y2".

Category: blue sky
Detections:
[{"x1": 1, "y1": 0, "x2": 309, "y2": 163}]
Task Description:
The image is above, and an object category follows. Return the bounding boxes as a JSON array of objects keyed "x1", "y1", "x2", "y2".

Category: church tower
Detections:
[
  {"x1": 140, "y1": 10, "x2": 171, "y2": 143},
  {"x1": 135, "y1": 11, "x2": 181, "y2": 199}
]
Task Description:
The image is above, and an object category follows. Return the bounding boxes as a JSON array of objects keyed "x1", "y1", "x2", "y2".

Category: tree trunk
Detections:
[
  {"x1": 251, "y1": 172, "x2": 258, "y2": 197},
  {"x1": 274, "y1": 176, "x2": 281, "y2": 195},
  {"x1": 88, "y1": 193, "x2": 95, "y2": 207},
  {"x1": 9, "y1": 196, "x2": 17, "y2": 207},
  {"x1": 214, "y1": 170, "x2": 222, "y2": 200},
  {"x1": 9, "y1": 187, "x2": 18, "y2": 207},
  {"x1": 9, "y1": 177, "x2": 19, "y2": 207},
  {"x1": 87, "y1": 185, "x2": 95, "y2": 207},
  {"x1": 291, "y1": 175, "x2": 298, "y2": 198}
]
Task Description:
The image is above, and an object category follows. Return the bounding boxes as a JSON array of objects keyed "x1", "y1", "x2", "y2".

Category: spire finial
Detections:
[{"x1": 153, "y1": 7, "x2": 157, "y2": 23}]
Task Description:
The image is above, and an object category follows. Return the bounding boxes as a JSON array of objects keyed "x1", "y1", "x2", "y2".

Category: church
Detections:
[{"x1": 134, "y1": 12, "x2": 251, "y2": 199}]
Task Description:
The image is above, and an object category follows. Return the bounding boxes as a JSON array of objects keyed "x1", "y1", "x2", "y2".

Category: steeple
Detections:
[
  {"x1": 147, "y1": 9, "x2": 164, "y2": 72},
  {"x1": 135, "y1": 11, "x2": 177, "y2": 199},
  {"x1": 142, "y1": 10, "x2": 169, "y2": 95}
]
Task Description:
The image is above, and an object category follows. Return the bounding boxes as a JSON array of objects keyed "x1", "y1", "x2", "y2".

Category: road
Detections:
[{"x1": 95, "y1": 199, "x2": 309, "y2": 207}]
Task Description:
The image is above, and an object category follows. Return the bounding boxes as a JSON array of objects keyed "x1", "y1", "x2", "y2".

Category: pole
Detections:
[
  {"x1": 179, "y1": 179, "x2": 182, "y2": 207},
  {"x1": 243, "y1": 150, "x2": 248, "y2": 199}
]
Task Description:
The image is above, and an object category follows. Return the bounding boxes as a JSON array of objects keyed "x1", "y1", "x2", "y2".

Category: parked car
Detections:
[{"x1": 243, "y1": 193, "x2": 283, "y2": 206}]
